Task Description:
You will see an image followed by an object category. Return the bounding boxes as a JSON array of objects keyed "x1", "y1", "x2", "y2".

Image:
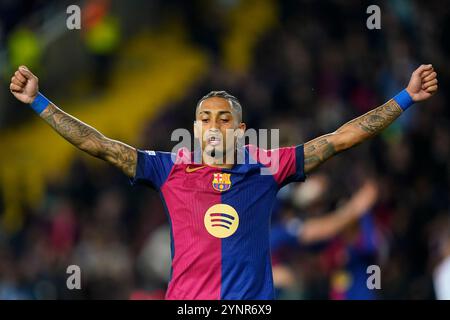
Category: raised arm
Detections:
[
  {"x1": 304, "y1": 64, "x2": 438, "y2": 173},
  {"x1": 9, "y1": 66, "x2": 137, "y2": 177},
  {"x1": 299, "y1": 180, "x2": 378, "y2": 244}
]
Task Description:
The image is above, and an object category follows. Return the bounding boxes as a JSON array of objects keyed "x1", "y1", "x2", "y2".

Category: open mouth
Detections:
[{"x1": 207, "y1": 136, "x2": 221, "y2": 146}]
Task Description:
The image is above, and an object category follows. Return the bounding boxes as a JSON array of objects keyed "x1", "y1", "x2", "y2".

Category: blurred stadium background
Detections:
[{"x1": 0, "y1": 0, "x2": 449, "y2": 299}]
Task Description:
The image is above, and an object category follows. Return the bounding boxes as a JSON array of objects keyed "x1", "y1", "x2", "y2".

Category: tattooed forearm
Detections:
[
  {"x1": 40, "y1": 104, "x2": 137, "y2": 177},
  {"x1": 355, "y1": 99, "x2": 402, "y2": 134},
  {"x1": 41, "y1": 105, "x2": 97, "y2": 144},
  {"x1": 303, "y1": 99, "x2": 403, "y2": 174}
]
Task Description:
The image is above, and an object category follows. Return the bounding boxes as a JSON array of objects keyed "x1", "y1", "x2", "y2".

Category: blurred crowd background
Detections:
[{"x1": 0, "y1": 0, "x2": 449, "y2": 299}]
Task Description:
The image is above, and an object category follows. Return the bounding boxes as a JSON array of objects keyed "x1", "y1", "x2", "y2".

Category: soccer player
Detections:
[
  {"x1": 271, "y1": 179, "x2": 378, "y2": 250},
  {"x1": 9, "y1": 64, "x2": 438, "y2": 299},
  {"x1": 270, "y1": 178, "x2": 379, "y2": 299}
]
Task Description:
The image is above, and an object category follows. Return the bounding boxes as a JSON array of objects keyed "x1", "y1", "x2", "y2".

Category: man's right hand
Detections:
[{"x1": 10, "y1": 66, "x2": 39, "y2": 104}]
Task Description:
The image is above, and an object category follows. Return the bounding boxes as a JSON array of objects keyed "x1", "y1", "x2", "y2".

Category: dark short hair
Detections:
[{"x1": 196, "y1": 90, "x2": 243, "y2": 122}]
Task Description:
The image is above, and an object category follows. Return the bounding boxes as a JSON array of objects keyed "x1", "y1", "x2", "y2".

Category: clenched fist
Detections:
[
  {"x1": 10, "y1": 66, "x2": 39, "y2": 104},
  {"x1": 406, "y1": 64, "x2": 438, "y2": 102}
]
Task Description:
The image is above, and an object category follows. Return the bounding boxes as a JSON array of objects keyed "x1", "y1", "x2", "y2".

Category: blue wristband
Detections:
[
  {"x1": 30, "y1": 92, "x2": 51, "y2": 114},
  {"x1": 393, "y1": 89, "x2": 414, "y2": 111}
]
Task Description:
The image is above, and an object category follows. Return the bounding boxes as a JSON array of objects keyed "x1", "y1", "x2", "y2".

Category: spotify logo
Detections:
[{"x1": 204, "y1": 204, "x2": 239, "y2": 238}]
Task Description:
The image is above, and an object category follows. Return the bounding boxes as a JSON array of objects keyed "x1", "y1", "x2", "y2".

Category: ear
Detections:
[{"x1": 235, "y1": 122, "x2": 246, "y2": 138}]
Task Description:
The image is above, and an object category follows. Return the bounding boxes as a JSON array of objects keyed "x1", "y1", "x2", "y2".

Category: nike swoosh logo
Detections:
[{"x1": 185, "y1": 165, "x2": 207, "y2": 173}]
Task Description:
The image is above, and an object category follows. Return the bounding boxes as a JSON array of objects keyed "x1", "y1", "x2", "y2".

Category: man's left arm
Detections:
[{"x1": 304, "y1": 64, "x2": 438, "y2": 173}]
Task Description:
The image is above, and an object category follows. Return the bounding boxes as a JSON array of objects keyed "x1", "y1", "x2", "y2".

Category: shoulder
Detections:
[{"x1": 245, "y1": 144, "x2": 297, "y2": 163}]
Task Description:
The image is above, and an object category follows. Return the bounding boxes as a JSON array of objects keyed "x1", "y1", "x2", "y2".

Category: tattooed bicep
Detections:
[
  {"x1": 303, "y1": 134, "x2": 338, "y2": 173},
  {"x1": 100, "y1": 138, "x2": 137, "y2": 178}
]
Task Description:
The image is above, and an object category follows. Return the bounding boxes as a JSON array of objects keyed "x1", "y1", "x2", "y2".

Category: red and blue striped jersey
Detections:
[{"x1": 130, "y1": 144, "x2": 306, "y2": 299}]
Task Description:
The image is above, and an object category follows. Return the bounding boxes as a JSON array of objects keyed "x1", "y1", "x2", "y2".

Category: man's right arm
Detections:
[
  {"x1": 40, "y1": 104, "x2": 137, "y2": 177},
  {"x1": 10, "y1": 66, "x2": 137, "y2": 178}
]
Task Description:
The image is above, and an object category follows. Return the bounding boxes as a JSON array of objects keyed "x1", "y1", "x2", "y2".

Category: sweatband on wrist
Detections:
[
  {"x1": 30, "y1": 92, "x2": 51, "y2": 114},
  {"x1": 393, "y1": 89, "x2": 414, "y2": 111}
]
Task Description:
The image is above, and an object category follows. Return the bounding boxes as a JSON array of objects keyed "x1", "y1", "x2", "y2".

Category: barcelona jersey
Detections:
[{"x1": 130, "y1": 144, "x2": 306, "y2": 299}]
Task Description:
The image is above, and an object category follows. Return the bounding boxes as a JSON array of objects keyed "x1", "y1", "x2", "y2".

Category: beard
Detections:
[
  {"x1": 206, "y1": 146, "x2": 221, "y2": 158},
  {"x1": 204, "y1": 143, "x2": 228, "y2": 163}
]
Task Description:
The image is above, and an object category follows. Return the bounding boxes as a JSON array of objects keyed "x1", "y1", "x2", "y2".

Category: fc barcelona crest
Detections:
[{"x1": 212, "y1": 173, "x2": 232, "y2": 192}]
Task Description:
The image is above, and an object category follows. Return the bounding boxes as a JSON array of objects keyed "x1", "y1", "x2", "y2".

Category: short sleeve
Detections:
[
  {"x1": 247, "y1": 144, "x2": 306, "y2": 188},
  {"x1": 129, "y1": 150, "x2": 175, "y2": 189},
  {"x1": 276, "y1": 145, "x2": 306, "y2": 187}
]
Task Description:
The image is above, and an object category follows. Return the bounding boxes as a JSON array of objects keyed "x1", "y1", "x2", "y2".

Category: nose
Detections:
[{"x1": 209, "y1": 120, "x2": 220, "y2": 130}]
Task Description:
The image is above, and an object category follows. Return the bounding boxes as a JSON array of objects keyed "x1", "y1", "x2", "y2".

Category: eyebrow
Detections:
[{"x1": 198, "y1": 111, "x2": 232, "y2": 116}]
